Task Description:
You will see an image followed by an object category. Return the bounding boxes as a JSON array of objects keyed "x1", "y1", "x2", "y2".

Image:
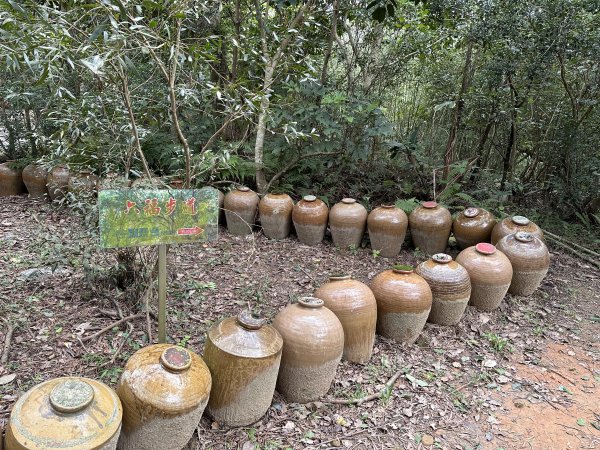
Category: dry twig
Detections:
[
  {"x1": 323, "y1": 368, "x2": 404, "y2": 405},
  {"x1": 81, "y1": 313, "x2": 146, "y2": 343}
]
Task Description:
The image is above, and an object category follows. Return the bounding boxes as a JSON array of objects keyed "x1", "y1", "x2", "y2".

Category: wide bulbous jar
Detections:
[
  {"x1": 224, "y1": 186, "x2": 259, "y2": 235},
  {"x1": 415, "y1": 254, "x2": 471, "y2": 325},
  {"x1": 455, "y1": 243, "x2": 513, "y2": 311},
  {"x1": 259, "y1": 193, "x2": 294, "y2": 240},
  {"x1": 0, "y1": 163, "x2": 25, "y2": 197},
  {"x1": 367, "y1": 204, "x2": 408, "y2": 258},
  {"x1": 272, "y1": 297, "x2": 344, "y2": 403},
  {"x1": 370, "y1": 265, "x2": 432, "y2": 344},
  {"x1": 292, "y1": 195, "x2": 328, "y2": 245},
  {"x1": 409, "y1": 201, "x2": 452, "y2": 255},
  {"x1": 5, "y1": 377, "x2": 122, "y2": 450},
  {"x1": 47, "y1": 165, "x2": 70, "y2": 201},
  {"x1": 496, "y1": 232, "x2": 550, "y2": 296},
  {"x1": 491, "y1": 216, "x2": 543, "y2": 245},
  {"x1": 314, "y1": 275, "x2": 377, "y2": 364},
  {"x1": 22, "y1": 164, "x2": 49, "y2": 199},
  {"x1": 453, "y1": 207, "x2": 497, "y2": 249},
  {"x1": 116, "y1": 344, "x2": 211, "y2": 450},
  {"x1": 68, "y1": 170, "x2": 99, "y2": 196},
  {"x1": 329, "y1": 198, "x2": 368, "y2": 250},
  {"x1": 204, "y1": 311, "x2": 283, "y2": 427}
]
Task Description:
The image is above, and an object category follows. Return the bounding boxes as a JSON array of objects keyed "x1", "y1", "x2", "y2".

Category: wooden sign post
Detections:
[{"x1": 98, "y1": 187, "x2": 219, "y2": 343}]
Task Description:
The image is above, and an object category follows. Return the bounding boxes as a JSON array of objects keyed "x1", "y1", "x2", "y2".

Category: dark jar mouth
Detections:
[
  {"x1": 392, "y1": 264, "x2": 414, "y2": 274},
  {"x1": 329, "y1": 273, "x2": 351, "y2": 281},
  {"x1": 298, "y1": 297, "x2": 324, "y2": 308},
  {"x1": 302, "y1": 195, "x2": 317, "y2": 202},
  {"x1": 463, "y1": 207, "x2": 480, "y2": 218},
  {"x1": 514, "y1": 231, "x2": 534, "y2": 243},
  {"x1": 422, "y1": 201, "x2": 438, "y2": 209},
  {"x1": 341, "y1": 198, "x2": 356, "y2": 204},
  {"x1": 511, "y1": 215, "x2": 530, "y2": 226},
  {"x1": 160, "y1": 346, "x2": 192, "y2": 373},
  {"x1": 432, "y1": 253, "x2": 452, "y2": 264},
  {"x1": 475, "y1": 242, "x2": 496, "y2": 255},
  {"x1": 237, "y1": 310, "x2": 265, "y2": 330}
]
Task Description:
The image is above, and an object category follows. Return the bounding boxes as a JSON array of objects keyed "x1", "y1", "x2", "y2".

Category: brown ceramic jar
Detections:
[
  {"x1": 329, "y1": 198, "x2": 368, "y2": 250},
  {"x1": 452, "y1": 207, "x2": 497, "y2": 249},
  {"x1": 496, "y1": 232, "x2": 550, "y2": 296},
  {"x1": 455, "y1": 243, "x2": 513, "y2": 311},
  {"x1": 47, "y1": 165, "x2": 70, "y2": 201},
  {"x1": 0, "y1": 163, "x2": 25, "y2": 197},
  {"x1": 116, "y1": 344, "x2": 211, "y2": 450},
  {"x1": 272, "y1": 297, "x2": 344, "y2": 403},
  {"x1": 491, "y1": 216, "x2": 544, "y2": 245},
  {"x1": 409, "y1": 201, "x2": 452, "y2": 255},
  {"x1": 370, "y1": 265, "x2": 432, "y2": 344},
  {"x1": 292, "y1": 195, "x2": 329, "y2": 245},
  {"x1": 203, "y1": 311, "x2": 283, "y2": 427},
  {"x1": 259, "y1": 193, "x2": 294, "y2": 240},
  {"x1": 68, "y1": 170, "x2": 99, "y2": 196},
  {"x1": 22, "y1": 164, "x2": 49, "y2": 199},
  {"x1": 224, "y1": 186, "x2": 259, "y2": 235},
  {"x1": 314, "y1": 275, "x2": 377, "y2": 364},
  {"x1": 415, "y1": 254, "x2": 471, "y2": 325},
  {"x1": 367, "y1": 205, "x2": 408, "y2": 258},
  {"x1": 217, "y1": 189, "x2": 226, "y2": 225},
  {"x1": 5, "y1": 377, "x2": 122, "y2": 450}
]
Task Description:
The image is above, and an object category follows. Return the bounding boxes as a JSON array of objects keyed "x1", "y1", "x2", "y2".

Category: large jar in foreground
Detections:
[
  {"x1": 224, "y1": 186, "x2": 259, "y2": 235},
  {"x1": 314, "y1": 275, "x2": 377, "y2": 364},
  {"x1": 367, "y1": 205, "x2": 408, "y2": 258},
  {"x1": 5, "y1": 377, "x2": 122, "y2": 450},
  {"x1": 329, "y1": 198, "x2": 368, "y2": 250},
  {"x1": 415, "y1": 254, "x2": 471, "y2": 326},
  {"x1": 496, "y1": 232, "x2": 550, "y2": 296},
  {"x1": 116, "y1": 344, "x2": 211, "y2": 450},
  {"x1": 0, "y1": 163, "x2": 25, "y2": 197},
  {"x1": 292, "y1": 195, "x2": 328, "y2": 245},
  {"x1": 259, "y1": 193, "x2": 294, "y2": 240},
  {"x1": 453, "y1": 207, "x2": 497, "y2": 249},
  {"x1": 409, "y1": 201, "x2": 452, "y2": 255},
  {"x1": 47, "y1": 165, "x2": 70, "y2": 201},
  {"x1": 272, "y1": 297, "x2": 344, "y2": 403},
  {"x1": 491, "y1": 216, "x2": 543, "y2": 245},
  {"x1": 370, "y1": 265, "x2": 432, "y2": 344},
  {"x1": 204, "y1": 311, "x2": 283, "y2": 427},
  {"x1": 456, "y1": 243, "x2": 513, "y2": 311},
  {"x1": 22, "y1": 164, "x2": 49, "y2": 199}
]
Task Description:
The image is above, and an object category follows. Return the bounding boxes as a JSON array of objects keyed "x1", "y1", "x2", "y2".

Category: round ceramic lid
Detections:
[
  {"x1": 475, "y1": 243, "x2": 496, "y2": 255},
  {"x1": 381, "y1": 204, "x2": 396, "y2": 209},
  {"x1": 8, "y1": 377, "x2": 122, "y2": 450},
  {"x1": 432, "y1": 253, "x2": 452, "y2": 264},
  {"x1": 512, "y1": 215, "x2": 530, "y2": 225},
  {"x1": 329, "y1": 273, "x2": 352, "y2": 281},
  {"x1": 464, "y1": 207, "x2": 480, "y2": 218},
  {"x1": 341, "y1": 198, "x2": 356, "y2": 204},
  {"x1": 422, "y1": 201, "x2": 438, "y2": 209},
  {"x1": 303, "y1": 195, "x2": 317, "y2": 202},
  {"x1": 237, "y1": 186, "x2": 250, "y2": 192},
  {"x1": 515, "y1": 231, "x2": 534, "y2": 243},
  {"x1": 392, "y1": 264, "x2": 414, "y2": 274},
  {"x1": 298, "y1": 297, "x2": 324, "y2": 308}
]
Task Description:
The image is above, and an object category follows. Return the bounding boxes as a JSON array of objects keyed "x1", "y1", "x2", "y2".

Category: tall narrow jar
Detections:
[
  {"x1": 204, "y1": 311, "x2": 283, "y2": 427},
  {"x1": 116, "y1": 344, "x2": 212, "y2": 450},
  {"x1": 329, "y1": 198, "x2": 368, "y2": 250},
  {"x1": 491, "y1": 216, "x2": 544, "y2": 245},
  {"x1": 272, "y1": 297, "x2": 344, "y2": 403},
  {"x1": 292, "y1": 195, "x2": 328, "y2": 245},
  {"x1": 259, "y1": 193, "x2": 294, "y2": 239},
  {"x1": 224, "y1": 186, "x2": 260, "y2": 235},
  {"x1": 314, "y1": 275, "x2": 377, "y2": 364},
  {"x1": 367, "y1": 204, "x2": 408, "y2": 258},
  {"x1": 409, "y1": 201, "x2": 452, "y2": 255},
  {"x1": 452, "y1": 207, "x2": 497, "y2": 249}
]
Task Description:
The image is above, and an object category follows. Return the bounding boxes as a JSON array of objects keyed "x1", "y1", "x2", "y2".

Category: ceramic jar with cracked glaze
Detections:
[
  {"x1": 5, "y1": 377, "x2": 122, "y2": 450},
  {"x1": 370, "y1": 265, "x2": 432, "y2": 344},
  {"x1": 455, "y1": 243, "x2": 513, "y2": 311},
  {"x1": 46, "y1": 165, "x2": 70, "y2": 201},
  {"x1": 314, "y1": 275, "x2": 377, "y2": 364},
  {"x1": 452, "y1": 207, "x2": 497, "y2": 249},
  {"x1": 367, "y1": 205, "x2": 408, "y2": 258},
  {"x1": 22, "y1": 164, "x2": 49, "y2": 199},
  {"x1": 0, "y1": 163, "x2": 25, "y2": 197},
  {"x1": 292, "y1": 195, "x2": 328, "y2": 245},
  {"x1": 329, "y1": 198, "x2": 368, "y2": 250},
  {"x1": 224, "y1": 186, "x2": 259, "y2": 235},
  {"x1": 491, "y1": 216, "x2": 543, "y2": 245},
  {"x1": 272, "y1": 297, "x2": 344, "y2": 403},
  {"x1": 408, "y1": 201, "x2": 452, "y2": 255},
  {"x1": 203, "y1": 311, "x2": 283, "y2": 427},
  {"x1": 116, "y1": 344, "x2": 211, "y2": 450},
  {"x1": 68, "y1": 170, "x2": 99, "y2": 196},
  {"x1": 496, "y1": 231, "x2": 550, "y2": 296},
  {"x1": 259, "y1": 193, "x2": 294, "y2": 240},
  {"x1": 415, "y1": 254, "x2": 471, "y2": 326}
]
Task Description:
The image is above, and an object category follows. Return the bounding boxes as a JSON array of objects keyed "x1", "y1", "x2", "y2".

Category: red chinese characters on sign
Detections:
[
  {"x1": 125, "y1": 200, "x2": 140, "y2": 214},
  {"x1": 144, "y1": 198, "x2": 161, "y2": 216},
  {"x1": 182, "y1": 197, "x2": 197, "y2": 215},
  {"x1": 165, "y1": 197, "x2": 177, "y2": 216}
]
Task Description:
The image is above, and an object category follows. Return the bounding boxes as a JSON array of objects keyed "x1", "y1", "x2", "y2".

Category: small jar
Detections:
[
  {"x1": 367, "y1": 204, "x2": 408, "y2": 258},
  {"x1": 329, "y1": 198, "x2": 368, "y2": 250},
  {"x1": 408, "y1": 201, "x2": 452, "y2": 255},
  {"x1": 452, "y1": 207, "x2": 497, "y2": 249},
  {"x1": 259, "y1": 193, "x2": 294, "y2": 239},
  {"x1": 292, "y1": 195, "x2": 329, "y2": 245},
  {"x1": 224, "y1": 186, "x2": 259, "y2": 235},
  {"x1": 491, "y1": 216, "x2": 543, "y2": 245}
]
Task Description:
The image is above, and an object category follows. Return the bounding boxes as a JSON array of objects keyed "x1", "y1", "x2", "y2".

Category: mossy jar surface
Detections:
[
  {"x1": 491, "y1": 216, "x2": 543, "y2": 245},
  {"x1": 367, "y1": 205, "x2": 408, "y2": 258},
  {"x1": 259, "y1": 193, "x2": 294, "y2": 240},
  {"x1": 224, "y1": 186, "x2": 260, "y2": 236},
  {"x1": 22, "y1": 164, "x2": 49, "y2": 199},
  {"x1": 408, "y1": 201, "x2": 452, "y2": 255},
  {"x1": 0, "y1": 163, "x2": 25, "y2": 197},
  {"x1": 452, "y1": 207, "x2": 497, "y2": 249},
  {"x1": 292, "y1": 195, "x2": 329, "y2": 245},
  {"x1": 329, "y1": 198, "x2": 368, "y2": 250}
]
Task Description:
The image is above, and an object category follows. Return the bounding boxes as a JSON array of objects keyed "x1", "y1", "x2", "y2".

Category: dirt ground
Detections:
[{"x1": 0, "y1": 196, "x2": 598, "y2": 450}]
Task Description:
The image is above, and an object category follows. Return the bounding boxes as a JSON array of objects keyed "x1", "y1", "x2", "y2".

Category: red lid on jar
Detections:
[
  {"x1": 423, "y1": 201, "x2": 438, "y2": 209},
  {"x1": 475, "y1": 243, "x2": 496, "y2": 255}
]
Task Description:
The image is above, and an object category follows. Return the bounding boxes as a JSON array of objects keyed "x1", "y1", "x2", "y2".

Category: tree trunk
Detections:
[
  {"x1": 254, "y1": 64, "x2": 275, "y2": 194},
  {"x1": 320, "y1": 0, "x2": 338, "y2": 85},
  {"x1": 231, "y1": 0, "x2": 241, "y2": 81}
]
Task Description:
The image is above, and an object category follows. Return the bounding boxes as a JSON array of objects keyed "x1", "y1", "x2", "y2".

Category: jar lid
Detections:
[
  {"x1": 160, "y1": 346, "x2": 192, "y2": 372},
  {"x1": 237, "y1": 310, "x2": 266, "y2": 330},
  {"x1": 381, "y1": 204, "x2": 396, "y2": 209},
  {"x1": 392, "y1": 264, "x2": 414, "y2": 274},
  {"x1": 329, "y1": 273, "x2": 351, "y2": 281},
  {"x1": 237, "y1": 186, "x2": 250, "y2": 192},
  {"x1": 475, "y1": 243, "x2": 496, "y2": 255},
  {"x1": 298, "y1": 297, "x2": 324, "y2": 308},
  {"x1": 303, "y1": 194, "x2": 317, "y2": 202},
  {"x1": 512, "y1": 215, "x2": 530, "y2": 225},
  {"x1": 49, "y1": 379, "x2": 95, "y2": 414},
  {"x1": 422, "y1": 201, "x2": 438, "y2": 209},
  {"x1": 515, "y1": 231, "x2": 534, "y2": 243},
  {"x1": 341, "y1": 198, "x2": 356, "y2": 204},
  {"x1": 432, "y1": 253, "x2": 452, "y2": 264},
  {"x1": 464, "y1": 207, "x2": 480, "y2": 218}
]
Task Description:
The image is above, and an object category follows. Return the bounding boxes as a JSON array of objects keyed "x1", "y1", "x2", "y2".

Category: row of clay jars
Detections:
[{"x1": 0, "y1": 163, "x2": 26, "y2": 197}]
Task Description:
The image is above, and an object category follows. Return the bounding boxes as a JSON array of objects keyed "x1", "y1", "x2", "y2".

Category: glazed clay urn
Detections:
[
  {"x1": 453, "y1": 207, "x2": 497, "y2": 249},
  {"x1": 409, "y1": 201, "x2": 452, "y2": 255},
  {"x1": 367, "y1": 204, "x2": 408, "y2": 258},
  {"x1": 496, "y1": 231, "x2": 550, "y2": 296},
  {"x1": 0, "y1": 163, "x2": 25, "y2": 197},
  {"x1": 224, "y1": 186, "x2": 259, "y2": 235},
  {"x1": 456, "y1": 243, "x2": 513, "y2": 311},
  {"x1": 491, "y1": 216, "x2": 544, "y2": 245},
  {"x1": 5, "y1": 377, "x2": 122, "y2": 450},
  {"x1": 272, "y1": 297, "x2": 344, "y2": 403},
  {"x1": 415, "y1": 254, "x2": 471, "y2": 326},
  {"x1": 314, "y1": 275, "x2": 377, "y2": 364},
  {"x1": 292, "y1": 195, "x2": 329, "y2": 245},
  {"x1": 204, "y1": 311, "x2": 283, "y2": 427},
  {"x1": 116, "y1": 344, "x2": 211, "y2": 450},
  {"x1": 47, "y1": 165, "x2": 70, "y2": 201},
  {"x1": 22, "y1": 164, "x2": 49, "y2": 199},
  {"x1": 68, "y1": 170, "x2": 99, "y2": 196},
  {"x1": 329, "y1": 198, "x2": 368, "y2": 250},
  {"x1": 370, "y1": 265, "x2": 432, "y2": 344},
  {"x1": 259, "y1": 193, "x2": 294, "y2": 240}
]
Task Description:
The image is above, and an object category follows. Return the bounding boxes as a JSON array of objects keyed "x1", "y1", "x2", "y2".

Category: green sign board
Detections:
[{"x1": 98, "y1": 188, "x2": 219, "y2": 248}]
